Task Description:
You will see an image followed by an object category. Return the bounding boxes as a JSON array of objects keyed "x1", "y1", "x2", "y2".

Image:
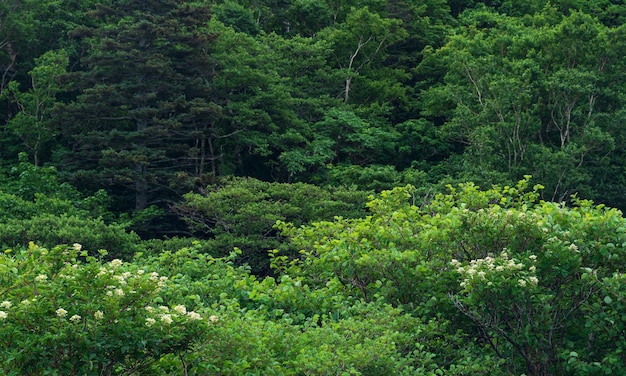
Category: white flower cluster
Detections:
[
  {"x1": 142, "y1": 304, "x2": 211, "y2": 326},
  {"x1": 98, "y1": 266, "x2": 165, "y2": 301},
  {"x1": 452, "y1": 250, "x2": 539, "y2": 289},
  {"x1": 0, "y1": 301, "x2": 11, "y2": 320},
  {"x1": 110, "y1": 259, "x2": 123, "y2": 268},
  {"x1": 56, "y1": 308, "x2": 68, "y2": 318},
  {"x1": 36, "y1": 259, "x2": 213, "y2": 330},
  {"x1": 70, "y1": 314, "x2": 82, "y2": 323}
]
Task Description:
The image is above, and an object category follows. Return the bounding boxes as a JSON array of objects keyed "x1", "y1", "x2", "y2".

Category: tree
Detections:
[
  {"x1": 174, "y1": 176, "x2": 368, "y2": 275},
  {"x1": 319, "y1": 7, "x2": 407, "y2": 104},
  {"x1": 2, "y1": 50, "x2": 68, "y2": 165},
  {"x1": 56, "y1": 0, "x2": 217, "y2": 211},
  {"x1": 419, "y1": 7, "x2": 626, "y2": 208}
]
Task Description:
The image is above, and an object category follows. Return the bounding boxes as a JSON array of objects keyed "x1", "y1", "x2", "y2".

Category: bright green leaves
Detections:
[
  {"x1": 320, "y1": 7, "x2": 408, "y2": 104},
  {"x1": 2, "y1": 49, "x2": 68, "y2": 165},
  {"x1": 421, "y1": 7, "x2": 626, "y2": 207},
  {"x1": 314, "y1": 108, "x2": 401, "y2": 166},
  {"x1": 276, "y1": 177, "x2": 626, "y2": 374},
  {"x1": 0, "y1": 243, "x2": 215, "y2": 375}
]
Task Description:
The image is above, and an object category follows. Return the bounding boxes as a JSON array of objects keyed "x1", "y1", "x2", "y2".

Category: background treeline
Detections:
[{"x1": 2, "y1": 0, "x2": 626, "y2": 234}]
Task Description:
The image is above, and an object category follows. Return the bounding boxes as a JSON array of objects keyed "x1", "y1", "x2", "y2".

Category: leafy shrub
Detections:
[
  {"x1": 175, "y1": 177, "x2": 369, "y2": 274},
  {"x1": 0, "y1": 243, "x2": 216, "y2": 375},
  {"x1": 0, "y1": 214, "x2": 141, "y2": 259},
  {"x1": 278, "y1": 177, "x2": 626, "y2": 375}
]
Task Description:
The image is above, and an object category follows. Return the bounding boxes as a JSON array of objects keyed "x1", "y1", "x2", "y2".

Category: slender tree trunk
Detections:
[
  {"x1": 135, "y1": 164, "x2": 148, "y2": 210},
  {"x1": 135, "y1": 119, "x2": 148, "y2": 210},
  {"x1": 208, "y1": 122, "x2": 217, "y2": 176}
]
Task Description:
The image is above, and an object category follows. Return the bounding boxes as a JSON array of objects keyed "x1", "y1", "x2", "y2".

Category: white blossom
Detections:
[
  {"x1": 110, "y1": 259, "x2": 123, "y2": 268},
  {"x1": 187, "y1": 311, "x2": 202, "y2": 320},
  {"x1": 160, "y1": 314, "x2": 173, "y2": 324},
  {"x1": 173, "y1": 305, "x2": 187, "y2": 315}
]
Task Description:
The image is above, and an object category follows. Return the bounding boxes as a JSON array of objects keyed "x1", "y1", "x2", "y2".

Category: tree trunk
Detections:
[{"x1": 135, "y1": 118, "x2": 148, "y2": 210}]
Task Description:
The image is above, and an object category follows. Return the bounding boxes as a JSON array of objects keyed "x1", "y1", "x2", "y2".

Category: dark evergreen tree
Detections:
[{"x1": 56, "y1": 0, "x2": 217, "y2": 211}]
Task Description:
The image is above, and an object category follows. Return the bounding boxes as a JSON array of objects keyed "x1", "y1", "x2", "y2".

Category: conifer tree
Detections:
[{"x1": 58, "y1": 0, "x2": 217, "y2": 210}]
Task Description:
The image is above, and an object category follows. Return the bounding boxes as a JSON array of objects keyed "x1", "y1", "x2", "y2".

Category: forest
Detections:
[{"x1": 1, "y1": 0, "x2": 626, "y2": 374}]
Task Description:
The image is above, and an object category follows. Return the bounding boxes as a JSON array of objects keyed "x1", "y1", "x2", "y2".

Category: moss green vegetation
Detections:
[
  {"x1": 2, "y1": 1, "x2": 626, "y2": 374},
  {"x1": 2, "y1": 179, "x2": 626, "y2": 374}
]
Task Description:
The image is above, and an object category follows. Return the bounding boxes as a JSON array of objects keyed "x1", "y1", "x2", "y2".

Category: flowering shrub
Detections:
[
  {"x1": 0, "y1": 243, "x2": 217, "y2": 375},
  {"x1": 3, "y1": 178, "x2": 626, "y2": 375},
  {"x1": 279, "y1": 177, "x2": 626, "y2": 375}
]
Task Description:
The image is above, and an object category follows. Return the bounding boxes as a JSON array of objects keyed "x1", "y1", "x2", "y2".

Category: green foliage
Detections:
[
  {"x1": 3, "y1": 152, "x2": 81, "y2": 202},
  {"x1": 0, "y1": 239, "x2": 499, "y2": 375},
  {"x1": 0, "y1": 214, "x2": 141, "y2": 260},
  {"x1": 175, "y1": 177, "x2": 368, "y2": 274},
  {"x1": 136, "y1": 245, "x2": 484, "y2": 375},
  {"x1": 5, "y1": 2, "x2": 626, "y2": 372},
  {"x1": 55, "y1": 0, "x2": 216, "y2": 211},
  {"x1": 0, "y1": 243, "x2": 214, "y2": 375},
  {"x1": 3, "y1": 176, "x2": 626, "y2": 374},
  {"x1": 420, "y1": 7, "x2": 626, "y2": 209},
  {"x1": 2, "y1": 49, "x2": 69, "y2": 165},
  {"x1": 319, "y1": 6, "x2": 408, "y2": 104},
  {"x1": 278, "y1": 177, "x2": 626, "y2": 374},
  {"x1": 0, "y1": 155, "x2": 138, "y2": 259}
]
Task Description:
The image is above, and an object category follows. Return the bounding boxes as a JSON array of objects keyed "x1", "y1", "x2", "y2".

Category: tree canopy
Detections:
[{"x1": 2, "y1": 1, "x2": 626, "y2": 374}]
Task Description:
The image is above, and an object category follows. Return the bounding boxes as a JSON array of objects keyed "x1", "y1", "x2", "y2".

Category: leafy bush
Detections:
[
  {"x1": 0, "y1": 157, "x2": 139, "y2": 259},
  {"x1": 0, "y1": 214, "x2": 142, "y2": 259},
  {"x1": 4, "y1": 177, "x2": 626, "y2": 375},
  {"x1": 175, "y1": 177, "x2": 369, "y2": 274},
  {"x1": 0, "y1": 243, "x2": 216, "y2": 375},
  {"x1": 278, "y1": 177, "x2": 626, "y2": 375}
]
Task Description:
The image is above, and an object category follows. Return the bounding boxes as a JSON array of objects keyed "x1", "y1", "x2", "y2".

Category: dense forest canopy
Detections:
[
  {"x1": 2, "y1": 0, "x2": 626, "y2": 219},
  {"x1": 2, "y1": 0, "x2": 626, "y2": 374}
]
